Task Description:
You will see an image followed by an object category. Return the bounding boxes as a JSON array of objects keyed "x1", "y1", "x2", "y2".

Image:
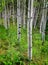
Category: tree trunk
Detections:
[
  {"x1": 17, "y1": 0, "x2": 21, "y2": 42},
  {"x1": 7, "y1": 4, "x2": 10, "y2": 28},
  {"x1": 40, "y1": 0, "x2": 47, "y2": 42},
  {"x1": 13, "y1": 3, "x2": 15, "y2": 25},
  {"x1": 27, "y1": 0, "x2": 33, "y2": 60},
  {"x1": 4, "y1": 6, "x2": 7, "y2": 29},
  {"x1": 23, "y1": 0, "x2": 26, "y2": 28}
]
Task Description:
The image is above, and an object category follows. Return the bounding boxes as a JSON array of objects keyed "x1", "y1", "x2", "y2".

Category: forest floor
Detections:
[{"x1": 0, "y1": 21, "x2": 48, "y2": 65}]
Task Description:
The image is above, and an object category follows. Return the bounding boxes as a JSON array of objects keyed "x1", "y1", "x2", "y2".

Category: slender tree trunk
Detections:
[
  {"x1": 33, "y1": 7, "x2": 36, "y2": 27},
  {"x1": 10, "y1": 5, "x2": 11, "y2": 18},
  {"x1": 27, "y1": 0, "x2": 33, "y2": 60},
  {"x1": 8, "y1": 9, "x2": 10, "y2": 27},
  {"x1": 17, "y1": 0, "x2": 21, "y2": 42},
  {"x1": 7, "y1": 4, "x2": 10, "y2": 28},
  {"x1": 4, "y1": 6, "x2": 7, "y2": 29},
  {"x1": 40, "y1": 0, "x2": 47, "y2": 42},
  {"x1": 13, "y1": 3, "x2": 15, "y2": 25},
  {"x1": 34, "y1": 9, "x2": 39, "y2": 28},
  {"x1": 23, "y1": 0, "x2": 26, "y2": 28},
  {"x1": 40, "y1": 9, "x2": 44, "y2": 33},
  {"x1": 10, "y1": 5, "x2": 12, "y2": 25}
]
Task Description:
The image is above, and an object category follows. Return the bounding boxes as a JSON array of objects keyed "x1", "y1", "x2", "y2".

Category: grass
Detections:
[{"x1": 0, "y1": 21, "x2": 48, "y2": 65}]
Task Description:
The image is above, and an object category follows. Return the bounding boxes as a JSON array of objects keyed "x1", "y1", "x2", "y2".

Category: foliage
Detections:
[{"x1": 0, "y1": 24, "x2": 48, "y2": 65}]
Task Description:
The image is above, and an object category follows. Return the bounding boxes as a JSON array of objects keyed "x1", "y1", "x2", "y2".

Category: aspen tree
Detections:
[
  {"x1": 2, "y1": 0, "x2": 6, "y2": 28},
  {"x1": 4, "y1": 5, "x2": 7, "y2": 29},
  {"x1": 12, "y1": 3, "x2": 15, "y2": 25},
  {"x1": 12, "y1": 0, "x2": 15, "y2": 25},
  {"x1": 17, "y1": 0, "x2": 21, "y2": 42},
  {"x1": 27, "y1": 0, "x2": 33, "y2": 60},
  {"x1": 23, "y1": 0, "x2": 26, "y2": 28},
  {"x1": 40, "y1": 0, "x2": 47, "y2": 42}
]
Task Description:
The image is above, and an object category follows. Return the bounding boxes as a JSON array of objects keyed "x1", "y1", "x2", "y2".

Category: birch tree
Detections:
[
  {"x1": 2, "y1": 0, "x2": 7, "y2": 29},
  {"x1": 12, "y1": 0, "x2": 15, "y2": 25},
  {"x1": 23, "y1": 0, "x2": 26, "y2": 28},
  {"x1": 12, "y1": 2, "x2": 15, "y2": 25},
  {"x1": 17, "y1": 0, "x2": 21, "y2": 42},
  {"x1": 20, "y1": 0, "x2": 23, "y2": 27},
  {"x1": 4, "y1": 5, "x2": 7, "y2": 29},
  {"x1": 40, "y1": 0, "x2": 47, "y2": 42},
  {"x1": 27, "y1": 0, "x2": 33, "y2": 60}
]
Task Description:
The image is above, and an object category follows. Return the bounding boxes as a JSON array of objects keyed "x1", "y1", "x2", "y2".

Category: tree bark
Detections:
[
  {"x1": 4, "y1": 6, "x2": 7, "y2": 29},
  {"x1": 27, "y1": 0, "x2": 33, "y2": 60},
  {"x1": 40, "y1": 0, "x2": 47, "y2": 42},
  {"x1": 23, "y1": 0, "x2": 26, "y2": 28},
  {"x1": 17, "y1": 0, "x2": 21, "y2": 42}
]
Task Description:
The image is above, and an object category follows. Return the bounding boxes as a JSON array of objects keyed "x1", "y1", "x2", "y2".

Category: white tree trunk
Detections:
[
  {"x1": 40, "y1": 0, "x2": 47, "y2": 42},
  {"x1": 23, "y1": 0, "x2": 26, "y2": 28},
  {"x1": 13, "y1": 4, "x2": 15, "y2": 25},
  {"x1": 17, "y1": 0, "x2": 21, "y2": 41},
  {"x1": 7, "y1": 4, "x2": 10, "y2": 28},
  {"x1": 27, "y1": 0, "x2": 33, "y2": 60},
  {"x1": 4, "y1": 6, "x2": 7, "y2": 29}
]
